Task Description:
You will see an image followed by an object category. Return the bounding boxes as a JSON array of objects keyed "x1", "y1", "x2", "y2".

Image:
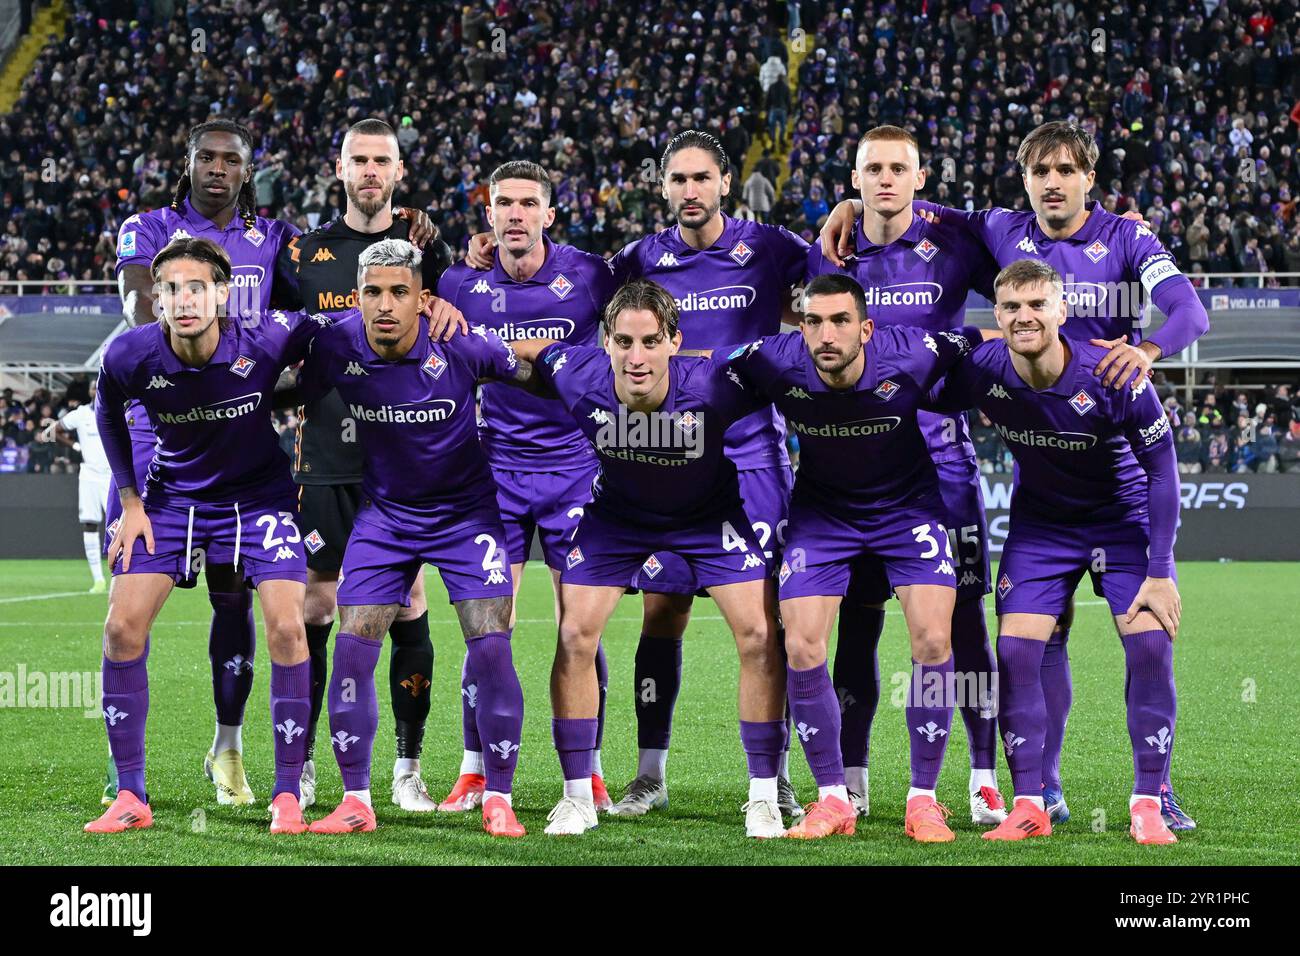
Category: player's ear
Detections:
[
  {"x1": 860, "y1": 316, "x2": 874, "y2": 345},
  {"x1": 214, "y1": 281, "x2": 230, "y2": 309},
  {"x1": 914, "y1": 166, "x2": 927, "y2": 191},
  {"x1": 418, "y1": 287, "x2": 431, "y2": 312},
  {"x1": 668, "y1": 328, "x2": 683, "y2": 353},
  {"x1": 851, "y1": 167, "x2": 861, "y2": 192},
  {"x1": 720, "y1": 170, "x2": 732, "y2": 197},
  {"x1": 335, "y1": 155, "x2": 344, "y2": 181},
  {"x1": 395, "y1": 159, "x2": 405, "y2": 183},
  {"x1": 543, "y1": 205, "x2": 556, "y2": 229}
]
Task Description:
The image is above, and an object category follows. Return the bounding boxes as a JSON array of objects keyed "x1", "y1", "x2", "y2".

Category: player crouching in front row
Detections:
[{"x1": 927, "y1": 259, "x2": 1183, "y2": 846}]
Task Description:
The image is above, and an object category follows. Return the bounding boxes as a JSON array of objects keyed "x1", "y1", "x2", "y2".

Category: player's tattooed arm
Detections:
[
  {"x1": 493, "y1": 356, "x2": 556, "y2": 399},
  {"x1": 454, "y1": 596, "x2": 513, "y2": 639},
  {"x1": 339, "y1": 603, "x2": 400, "y2": 641},
  {"x1": 118, "y1": 264, "x2": 158, "y2": 326}
]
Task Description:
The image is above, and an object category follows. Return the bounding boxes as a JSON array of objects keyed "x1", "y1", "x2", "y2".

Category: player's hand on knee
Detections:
[
  {"x1": 1126, "y1": 577, "x2": 1180, "y2": 639},
  {"x1": 466, "y1": 231, "x2": 496, "y2": 270},
  {"x1": 108, "y1": 502, "x2": 154, "y2": 572},
  {"x1": 424, "y1": 296, "x2": 468, "y2": 341}
]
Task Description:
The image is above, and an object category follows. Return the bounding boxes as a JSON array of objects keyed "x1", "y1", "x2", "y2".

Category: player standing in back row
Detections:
[
  {"x1": 438, "y1": 160, "x2": 617, "y2": 812},
  {"x1": 805, "y1": 125, "x2": 1006, "y2": 824},
  {"x1": 274, "y1": 118, "x2": 456, "y2": 812}
]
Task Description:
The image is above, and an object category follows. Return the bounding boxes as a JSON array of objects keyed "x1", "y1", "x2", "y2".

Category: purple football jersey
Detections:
[
  {"x1": 96, "y1": 311, "x2": 322, "y2": 506},
  {"x1": 805, "y1": 213, "x2": 997, "y2": 462},
  {"x1": 438, "y1": 237, "x2": 613, "y2": 471},
  {"x1": 298, "y1": 316, "x2": 517, "y2": 526},
  {"x1": 921, "y1": 199, "x2": 1207, "y2": 358},
  {"x1": 725, "y1": 325, "x2": 981, "y2": 515},
  {"x1": 611, "y1": 215, "x2": 808, "y2": 469},
  {"x1": 929, "y1": 336, "x2": 1178, "y2": 576},
  {"x1": 532, "y1": 343, "x2": 767, "y2": 530},
  {"x1": 114, "y1": 199, "x2": 300, "y2": 442}
]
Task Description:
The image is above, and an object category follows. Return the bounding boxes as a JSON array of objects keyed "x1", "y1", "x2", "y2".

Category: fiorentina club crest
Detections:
[
  {"x1": 566, "y1": 546, "x2": 585, "y2": 569},
  {"x1": 641, "y1": 554, "x2": 664, "y2": 579},
  {"x1": 422, "y1": 352, "x2": 447, "y2": 379},
  {"x1": 304, "y1": 530, "x2": 325, "y2": 554},
  {"x1": 913, "y1": 238, "x2": 939, "y2": 262},
  {"x1": 1084, "y1": 240, "x2": 1109, "y2": 263},
  {"x1": 243, "y1": 225, "x2": 266, "y2": 247},
  {"x1": 729, "y1": 240, "x2": 753, "y2": 265},
  {"x1": 549, "y1": 273, "x2": 573, "y2": 299},
  {"x1": 874, "y1": 379, "x2": 900, "y2": 401},
  {"x1": 230, "y1": 356, "x2": 256, "y2": 378},
  {"x1": 1069, "y1": 389, "x2": 1096, "y2": 415},
  {"x1": 997, "y1": 572, "x2": 1013, "y2": 598},
  {"x1": 676, "y1": 410, "x2": 700, "y2": 432}
]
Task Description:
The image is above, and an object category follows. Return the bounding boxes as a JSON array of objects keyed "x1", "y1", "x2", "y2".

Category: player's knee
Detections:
[
  {"x1": 264, "y1": 616, "x2": 307, "y2": 659},
  {"x1": 783, "y1": 629, "x2": 825, "y2": 671},
  {"x1": 734, "y1": 620, "x2": 780, "y2": 669},
  {"x1": 102, "y1": 614, "x2": 147, "y2": 660},
  {"x1": 556, "y1": 620, "x2": 600, "y2": 662},
  {"x1": 911, "y1": 626, "x2": 951, "y2": 665}
]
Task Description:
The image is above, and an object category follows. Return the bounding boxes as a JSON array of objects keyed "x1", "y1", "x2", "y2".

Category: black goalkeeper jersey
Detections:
[{"x1": 273, "y1": 215, "x2": 452, "y2": 485}]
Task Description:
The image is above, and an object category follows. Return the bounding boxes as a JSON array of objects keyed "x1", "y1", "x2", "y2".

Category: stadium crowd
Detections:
[{"x1": 1, "y1": 0, "x2": 1299, "y2": 290}]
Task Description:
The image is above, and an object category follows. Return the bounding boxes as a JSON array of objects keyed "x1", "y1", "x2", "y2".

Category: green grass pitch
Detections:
[{"x1": 0, "y1": 559, "x2": 1295, "y2": 866}]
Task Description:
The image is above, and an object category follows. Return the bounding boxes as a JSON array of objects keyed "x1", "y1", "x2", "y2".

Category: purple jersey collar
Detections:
[
  {"x1": 178, "y1": 196, "x2": 248, "y2": 235},
  {"x1": 852, "y1": 210, "x2": 926, "y2": 257},
  {"x1": 154, "y1": 320, "x2": 240, "y2": 374},
  {"x1": 664, "y1": 213, "x2": 737, "y2": 256},
  {"x1": 1028, "y1": 200, "x2": 1106, "y2": 247},
  {"x1": 489, "y1": 234, "x2": 562, "y2": 286},
  {"x1": 802, "y1": 332, "x2": 880, "y2": 393},
  {"x1": 1003, "y1": 336, "x2": 1082, "y2": 397}
]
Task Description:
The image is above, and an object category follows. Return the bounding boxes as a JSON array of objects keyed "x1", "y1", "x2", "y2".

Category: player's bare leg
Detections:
[
  {"x1": 257, "y1": 578, "x2": 312, "y2": 834},
  {"x1": 778, "y1": 594, "x2": 856, "y2": 839},
  {"x1": 609, "y1": 591, "x2": 690, "y2": 817},
  {"x1": 895, "y1": 583, "x2": 958, "y2": 843},
  {"x1": 708, "y1": 578, "x2": 787, "y2": 837},
  {"x1": 547, "y1": 583, "x2": 624, "y2": 835},
  {"x1": 983, "y1": 612, "x2": 1055, "y2": 842},
  {"x1": 85, "y1": 573, "x2": 171, "y2": 833},
  {"x1": 203, "y1": 561, "x2": 258, "y2": 806}
]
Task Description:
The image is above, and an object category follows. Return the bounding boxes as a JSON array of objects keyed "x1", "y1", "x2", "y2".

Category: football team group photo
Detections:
[{"x1": 0, "y1": 0, "x2": 1295, "y2": 885}]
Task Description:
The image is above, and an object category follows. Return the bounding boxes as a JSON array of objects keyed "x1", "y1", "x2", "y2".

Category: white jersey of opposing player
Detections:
[{"x1": 61, "y1": 405, "x2": 109, "y2": 477}]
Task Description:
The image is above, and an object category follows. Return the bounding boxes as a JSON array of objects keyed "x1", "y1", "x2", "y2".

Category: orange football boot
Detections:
[
  {"x1": 905, "y1": 795, "x2": 956, "y2": 843},
  {"x1": 783, "y1": 794, "x2": 857, "y2": 839},
  {"x1": 437, "y1": 773, "x2": 486, "y2": 812},
  {"x1": 482, "y1": 795, "x2": 526, "y2": 837},
  {"x1": 85, "y1": 790, "x2": 152, "y2": 833},
  {"x1": 270, "y1": 792, "x2": 309, "y2": 834},
  {"x1": 308, "y1": 795, "x2": 376, "y2": 834},
  {"x1": 1130, "y1": 798, "x2": 1178, "y2": 845},
  {"x1": 982, "y1": 799, "x2": 1052, "y2": 841}
]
